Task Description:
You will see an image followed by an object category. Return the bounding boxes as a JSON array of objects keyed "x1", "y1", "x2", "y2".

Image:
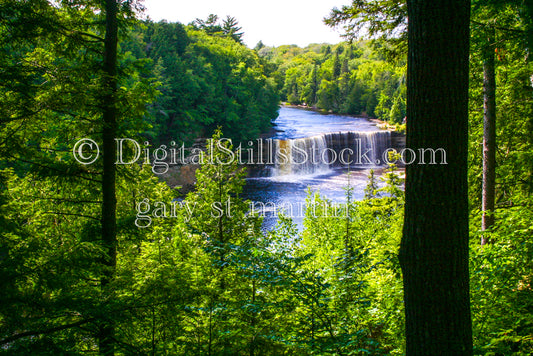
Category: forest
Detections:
[
  {"x1": 257, "y1": 41, "x2": 406, "y2": 125},
  {"x1": 0, "y1": 0, "x2": 532, "y2": 355}
]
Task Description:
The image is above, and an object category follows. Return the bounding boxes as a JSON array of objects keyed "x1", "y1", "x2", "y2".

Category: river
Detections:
[{"x1": 243, "y1": 106, "x2": 394, "y2": 230}]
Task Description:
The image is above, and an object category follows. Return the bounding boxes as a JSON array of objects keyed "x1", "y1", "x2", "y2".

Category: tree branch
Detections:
[
  {"x1": 21, "y1": 195, "x2": 102, "y2": 204},
  {"x1": 0, "y1": 319, "x2": 94, "y2": 345},
  {"x1": 41, "y1": 211, "x2": 100, "y2": 221},
  {"x1": 471, "y1": 20, "x2": 526, "y2": 34}
]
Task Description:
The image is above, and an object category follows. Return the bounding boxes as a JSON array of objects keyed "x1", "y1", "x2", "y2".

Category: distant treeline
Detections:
[
  {"x1": 256, "y1": 41, "x2": 406, "y2": 124},
  {"x1": 122, "y1": 18, "x2": 280, "y2": 145},
  {"x1": 124, "y1": 20, "x2": 407, "y2": 146}
]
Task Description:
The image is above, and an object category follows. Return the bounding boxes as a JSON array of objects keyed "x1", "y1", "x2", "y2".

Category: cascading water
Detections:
[
  {"x1": 324, "y1": 131, "x2": 392, "y2": 167},
  {"x1": 243, "y1": 107, "x2": 403, "y2": 230},
  {"x1": 273, "y1": 135, "x2": 330, "y2": 176},
  {"x1": 270, "y1": 130, "x2": 391, "y2": 177}
]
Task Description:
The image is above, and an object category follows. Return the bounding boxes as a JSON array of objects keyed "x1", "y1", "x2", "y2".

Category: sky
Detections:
[{"x1": 142, "y1": 0, "x2": 349, "y2": 48}]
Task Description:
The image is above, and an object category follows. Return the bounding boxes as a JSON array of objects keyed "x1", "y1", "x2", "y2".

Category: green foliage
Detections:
[
  {"x1": 287, "y1": 168, "x2": 405, "y2": 354},
  {"x1": 324, "y1": 0, "x2": 408, "y2": 60},
  {"x1": 466, "y1": 2, "x2": 533, "y2": 354},
  {"x1": 1, "y1": 0, "x2": 533, "y2": 354},
  {"x1": 130, "y1": 20, "x2": 279, "y2": 144},
  {"x1": 259, "y1": 41, "x2": 406, "y2": 124},
  {"x1": 470, "y1": 205, "x2": 533, "y2": 355}
]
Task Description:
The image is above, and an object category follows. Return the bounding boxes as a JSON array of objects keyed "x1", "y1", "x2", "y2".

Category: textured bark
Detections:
[
  {"x1": 399, "y1": 0, "x2": 473, "y2": 355},
  {"x1": 99, "y1": 0, "x2": 118, "y2": 355},
  {"x1": 481, "y1": 28, "x2": 496, "y2": 244}
]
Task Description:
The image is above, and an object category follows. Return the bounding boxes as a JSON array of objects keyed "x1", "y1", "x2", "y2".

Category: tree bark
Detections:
[
  {"x1": 399, "y1": 0, "x2": 473, "y2": 355},
  {"x1": 481, "y1": 27, "x2": 496, "y2": 244},
  {"x1": 99, "y1": 0, "x2": 118, "y2": 355}
]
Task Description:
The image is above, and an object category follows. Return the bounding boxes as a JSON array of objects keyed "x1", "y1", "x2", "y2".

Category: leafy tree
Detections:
[
  {"x1": 469, "y1": 0, "x2": 533, "y2": 241},
  {"x1": 185, "y1": 130, "x2": 263, "y2": 354},
  {"x1": 137, "y1": 21, "x2": 279, "y2": 143},
  {"x1": 263, "y1": 41, "x2": 406, "y2": 122},
  {"x1": 0, "y1": 1, "x2": 154, "y2": 353},
  {"x1": 1, "y1": 0, "x2": 532, "y2": 354}
]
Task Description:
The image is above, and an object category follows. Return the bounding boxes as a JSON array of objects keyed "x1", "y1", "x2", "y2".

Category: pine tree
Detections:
[
  {"x1": 364, "y1": 169, "x2": 379, "y2": 199},
  {"x1": 222, "y1": 15, "x2": 244, "y2": 43},
  {"x1": 333, "y1": 52, "x2": 341, "y2": 78}
]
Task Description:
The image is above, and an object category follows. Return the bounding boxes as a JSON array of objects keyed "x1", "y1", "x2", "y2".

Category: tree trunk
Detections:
[
  {"x1": 99, "y1": 0, "x2": 118, "y2": 355},
  {"x1": 249, "y1": 280, "x2": 256, "y2": 356},
  {"x1": 481, "y1": 27, "x2": 496, "y2": 245},
  {"x1": 526, "y1": 0, "x2": 533, "y2": 61},
  {"x1": 399, "y1": 0, "x2": 473, "y2": 355}
]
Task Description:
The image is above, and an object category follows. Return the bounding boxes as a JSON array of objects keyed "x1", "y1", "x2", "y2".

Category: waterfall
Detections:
[
  {"x1": 269, "y1": 130, "x2": 391, "y2": 177},
  {"x1": 324, "y1": 131, "x2": 391, "y2": 167},
  {"x1": 273, "y1": 135, "x2": 330, "y2": 176}
]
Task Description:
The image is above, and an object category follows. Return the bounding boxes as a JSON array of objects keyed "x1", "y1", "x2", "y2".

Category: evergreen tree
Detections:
[
  {"x1": 193, "y1": 14, "x2": 222, "y2": 35},
  {"x1": 254, "y1": 40, "x2": 265, "y2": 51},
  {"x1": 325, "y1": 0, "x2": 408, "y2": 58},
  {"x1": 222, "y1": 15, "x2": 244, "y2": 43},
  {"x1": 364, "y1": 169, "x2": 379, "y2": 199},
  {"x1": 333, "y1": 51, "x2": 341, "y2": 78}
]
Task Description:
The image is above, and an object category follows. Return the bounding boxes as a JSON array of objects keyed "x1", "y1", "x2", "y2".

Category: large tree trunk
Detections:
[
  {"x1": 399, "y1": 0, "x2": 473, "y2": 354},
  {"x1": 99, "y1": 0, "x2": 118, "y2": 355},
  {"x1": 481, "y1": 28, "x2": 496, "y2": 245}
]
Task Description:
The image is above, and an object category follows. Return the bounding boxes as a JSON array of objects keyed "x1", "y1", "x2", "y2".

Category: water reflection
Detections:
[{"x1": 244, "y1": 167, "x2": 384, "y2": 230}]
